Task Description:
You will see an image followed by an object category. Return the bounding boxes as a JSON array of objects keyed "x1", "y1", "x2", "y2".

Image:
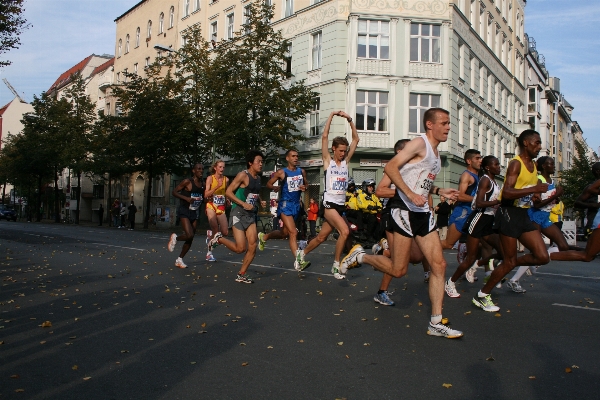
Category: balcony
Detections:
[
  {"x1": 358, "y1": 132, "x2": 390, "y2": 148},
  {"x1": 356, "y1": 59, "x2": 391, "y2": 75},
  {"x1": 409, "y1": 62, "x2": 443, "y2": 79}
]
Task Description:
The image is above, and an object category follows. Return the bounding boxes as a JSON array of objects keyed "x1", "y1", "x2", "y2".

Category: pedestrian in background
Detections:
[
  {"x1": 128, "y1": 202, "x2": 137, "y2": 230},
  {"x1": 120, "y1": 203, "x2": 127, "y2": 228},
  {"x1": 307, "y1": 198, "x2": 319, "y2": 238},
  {"x1": 111, "y1": 199, "x2": 120, "y2": 227}
]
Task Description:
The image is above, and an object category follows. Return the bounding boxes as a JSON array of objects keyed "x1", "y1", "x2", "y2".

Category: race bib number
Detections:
[
  {"x1": 286, "y1": 175, "x2": 303, "y2": 192},
  {"x1": 246, "y1": 193, "x2": 259, "y2": 206},
  {"x1": 516, "y1": 185, "x2": 534, "y2": 208},
  {"x1": 539, "y1": 186, "x2": 557, "y2": 212},
  {"x1": 189, "y1": 192, "x2": 203, "y2": 210},
  {"x1": 413, "y1": 172, "x2": 436, "y2": 197},
  {"x1": 329, "y1": 176, "x2": 347, "y2": 195},
  {"x1": 213, "y1": 195, "x2": 226, "y2": 206}
]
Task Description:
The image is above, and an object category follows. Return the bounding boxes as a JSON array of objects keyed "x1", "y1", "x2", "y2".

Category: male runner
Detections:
[
  {"x1": 340, "y1": 108, "x2": 463, "y2": 339},
  {"x1": 205, "y1": 160, "x2": 229, "y2": 261},
  {"x1": 296, "y1": 110, "x2": 359, "y2": 279},
  {"x1": 440, "y1": 150, "x2": 482, "y2": 253},
  {"x1": 168, "y1": 163, "x2": 206, "y2": 268},
  {"x1": 207, "y1": 150, "x2": 264, "y2": 283},
  {"x1": 472, "y1": 130, "x2": 550, "y2": 312},
  {"x1": 257, "y1": 149, "x2": 311, "y2": 271}
]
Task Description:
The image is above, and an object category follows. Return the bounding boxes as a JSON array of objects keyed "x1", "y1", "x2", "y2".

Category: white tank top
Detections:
[
  {"x1": 323, "y1": 160, "x2": 348, "y2": 205},
  {"x1": 396, "y1": 135, "x2": 441, "y2": 212},
  {"x1": 471, "y1": 174, "x2": 500, "y2": 216}
]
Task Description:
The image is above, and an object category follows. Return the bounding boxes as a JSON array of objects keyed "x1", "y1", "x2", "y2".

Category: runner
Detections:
[
  {"x1": 257, "y1": 149, "x2": 311, "y2": 271},
  {"x1": 204, "y1": 160, "x2": 229, "y2": 262},
  {"x1": 207, "y1": 150, "x2": 264, "y2": 283},
  {"x1": 167, "y1": 163, "x2": 206, "y2": 268},
  {"x1": 440, "y1": 150, "x2": 482, "y2": 254},
  {"x1": 472, "y1": 130, "x2": 550, "y2": 312},
  {"x1": 445, "y1": 156, "x2": 503, "y2": 298},
  {"x1": 339, "y1": 108, "x2": 464, "y2": 339},
  {"x1": 296, "y1": 110, "x2": 359, "y2": 279}
]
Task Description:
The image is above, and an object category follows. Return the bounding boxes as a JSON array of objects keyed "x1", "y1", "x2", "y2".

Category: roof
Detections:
[
  {"x1": 0, "y1": 101, "x2": 11, "y2": 117},
  {"x1": 115, "y1": 0, "x2": 146, "y2": 22},
  {"x1": 47, "y1": 55, "x2": 94, "y2": 93},
  {"x1": 90, "y1": 57, "x2": 115, "y2": 78}
]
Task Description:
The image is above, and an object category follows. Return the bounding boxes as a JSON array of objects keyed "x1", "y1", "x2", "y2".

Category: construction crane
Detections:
[{"x1": 3, "y1": 78, "x2": 25, "y2": 103}]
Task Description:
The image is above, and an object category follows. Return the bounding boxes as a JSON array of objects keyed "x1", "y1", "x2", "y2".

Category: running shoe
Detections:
[
  {"x1": 258, "y1": 232, "x2": 266, "y2": 251},
  {"x1": 167, "y1": 233, "x2": 177, "y2": 252},
  {"x1": 427, "y1": 322, "x2": 464, "y2": 339},
  {"x1": 472, "y1": 293, "x2": 500, "y2": 312},
  {"x1": 340, "y1": 244, "x2": 365, "y2": 274},
  {"x1": 294, "y1": 260, "x2": 311, "y2": 271},
  {"x1": 206, "y1": 252, "x2": 216, "y2": 262},
  {"x1": 206, "y1": 230, "x2": 212, "y2": 245},
  {"x1": 331, "y1": 261, "x2": 345, "y2": 280},
  {"x1": 374, "y1": 291, "x2": 395, "y2": 306},
  {"x1": 207, "y1": 232, "x2": 223, "y2": 252},
  {"x1": 507, "y1": 280, "x2": 526, "y2": 293},
  {"x1": 465, "y1": 261, "x2": 478, "y2": 283},
  {"x1": 295, "y1": 249, "x2": 304, "y2": 263},
  {"x1": 424, "y1": 271, "x2": 430, "y2": 283},
  {"x1": 380, "y1": 238, "x2": 389, "y2": 251},
  {"x1": 235, "y1": 274, "x2": 254, "y2": 284},
  {"x1": 175, "y1": 257, "x2": 187, "y2": 269},
  {"x1": 526, "y1": 265, "x2": 539, "y2": 276},
  {"x1": 548, "y1": 244, "x2": 559, "y2": 254},
  {"x1": 445, "y1": 279, "x2": 461, "y2": 298},
  {"x1": 371, "y1": 243, "x2": 382, "y2": 255},
  {"x1": 456, "y1": 243, "x2": 467, "y2": 264}
]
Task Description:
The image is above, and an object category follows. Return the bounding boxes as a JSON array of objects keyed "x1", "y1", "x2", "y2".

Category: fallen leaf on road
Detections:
[
  {"x1": 41, "y1": 321, "x2": 52, "y2": 328},
  {"x1": 572, "y1": 365, "x2": 579, "y2": 369},
  {"x1": 201, "y1": 322, "x2": 206, "y2": 328},
  {"x1": 442, "y1": 383, "x2": 452, "y2": 388},
  {"x1": 240, "y1": 343, "x2": 246, "y2": 346},
  {"x1": 486, "y1": 356, "x2": 495, "y2": 361},
  {"x1": 529, "y1": 376, "x2": 536, "y2": 379},
  {"x1": 40, "y1": 341, "x2": 46, "y2": 344},
  {"x1": 495, "y1": 313, "x2": 501, "y2": 317},
  {"x1": 190, "y1": 361, "x2": 196, "y2": 365},
  {"x1": 15, "y1": 389, "x2": 24, "y2": 392},
  {"x1": 121, "y1": 350, "x2": 129, "y2": 353},
  {"x1": 83, "y1": 376, "x2": 91, "y2": 381},
  {"x1": 565, "y1": 367, "x2": 572, "y2": 373},
  {"x1": 10, "y1": 374, "x2": 19, "y2": 379},
  {"x1": 72, "y1": 365, "x2": 78, "y2": 370},
  {"x1": 418, "y1": 302, "x2": 423, "y2": 306},
  {"x1": 337, "y1": 342, "x2": 343, "y2": 346},
  {"x1": 267, "y1": 346, "x2": 273, "y2": 349},
  {"x1": 298, "y1": 339, "x2": 304, "y2": 343},
  {"x1": 241, "y1": 362, "x2": 248, "y2": 366},
  {"x1": 464, "y1": 311, "x2": 472, "y2": 315}
]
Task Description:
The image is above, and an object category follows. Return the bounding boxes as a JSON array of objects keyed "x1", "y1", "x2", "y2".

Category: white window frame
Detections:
[
  {"x1": 479, "y1": 4, "x2": 485, "y2": 38},
  {"x1": 170, "y1": 6, "x2": 175, "y2": 28},
  {"x1": 135, "y1": 27, "x2": 140, "y2": 47},
  {"x1": 118, "y1": 39, "x2": 122, "y2": 57},
  {"x1": 470, "y1": 56, "x2": 476, "y2": 89},
  {"x1": 284, "y1": 0, "x2": 293, "y2": 18},
  {"x1": 194, "y1": 0, "x2": 200, "y2": 12},
  {"x1": 211, "y1": 21, "x2": 218, "y2": 42},
  {"x1": 309, "y1": 97, "x2": 320, "y2": 137},
  {"x1": 159, "y1": 13, "x2": 164, "y2": 33},
  {"x1": 226, "y1": 13, "x2": 234, "y2": 40},
  {"x1": 469, "y1": 116, "x2": 475, "y2": 148},
  {"x1": 125, "y1": 34, "x2": 130, "y2": 53},
  {"x1": 151, "y1": 175, "x2": 165, "y2": 197},
  {"x1": 133, "y1": 63, "x2": 138, "y2": 75},
  {"x1": 457, "y1": 105, "x2": 464, "y2": 145},
  {"x1": 145, "y1": 57, "x2": 150, "y2": 68},
  {"x1": 458, "y1": 43, "x2": 465, "y2": 80},
  {"x1": 410, "y1": 23, "x2": 441, "y2": 63},
  {"x1": 358, "y1": 20, "x2": 390, "y2": 60},
  {"x1": 408, "y1": 93, "x2": 441, "y2": 135},
  {"x1": 357, "y1": 90, "x2": 389, "y2": 133},
  {"x1": 479, "y1": 66, "x2": 485, "y2": 97},
  {"x1": 184, "y1": 0, "x2": 190, "y2": 17},
  {"x1": 243, "y1": 5, "x2": 251, "y2": 33},
  {"x1": 311, "y1": 31, "x2": 322, "y2": 70},
  {"x1": 147, "y1": 20, "x2": 152, "y2": 38}
]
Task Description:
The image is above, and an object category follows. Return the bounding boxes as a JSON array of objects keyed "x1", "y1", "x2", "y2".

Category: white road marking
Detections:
[
  {"x1": 552, "y1": 303, "x2": 600, "y2": 312},
  {"x1": 89, "y1": 243, "x2": 148, "y2": 252},
  {"x1": 536, "y1": 272, "x2": 600, "y2": 280},
  {"x1": 222, "y1": 260, "x2": 335, "y2": 277}
]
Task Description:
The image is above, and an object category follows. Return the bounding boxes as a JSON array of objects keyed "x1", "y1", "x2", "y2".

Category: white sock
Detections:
[
  {"x1": 511, "y1": 265, "x2": 530, "y2": 282},
  {"x1": 357, "y1": 252, "x2": 364, "y2": 264},
  {"x1": 207, "y1": 251, "x2": 212, "y2": 256},
  {"x1": 431, "y1": 314, "x2": 442, "y2": 324},
  {"x1": 478, "y1": 290, "x2": 488, "y2": 298}
]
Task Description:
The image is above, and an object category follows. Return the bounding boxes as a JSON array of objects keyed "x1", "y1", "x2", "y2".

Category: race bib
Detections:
[
  {"x1": 246, "y1": 193, "x2": 259, "y2": 206},
  {"x1": 286, "y1": 175, "x2": 303, "y2": 192},
  {"x1": 213, "y1": 195, "x2": 226, "y2": 206},
  {"x1": 516, "y1": 185, "x2": 534, "y2": 208},
  {"x1": 413, "y1": 172, "x2": 436, "y2": 197},
  {"x1": 329, "y1": 176, "x2": 347, "y2": 195},
  {"x1": 189, "y1": 192, "x2": 203, "y2": 210},
  {"x1": 539, "y1": 186, "x2": 557, "y2": 212}
]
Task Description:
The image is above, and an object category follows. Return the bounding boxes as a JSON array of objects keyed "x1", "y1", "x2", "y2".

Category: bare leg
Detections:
[
  {"x1": 303, "y1": 221, "x2": 332, "y2": 256},
  {"x1": 177, "y1": 218, "x2": 197, "y2": 258},
  {"x1": 217, "y1": 226, "x2": 248, "y2": 254},
  {"x1": 450, "y1": 235, "x2": 481, "y2": 282},
  {"x1": 440, "y1": 224, "x2": 462, "y2": 249},
  {"x1": 305, "y1": 208, "x2": 348, "y2": 262},
  {"x1": 362, "y1": 232, "x2": 411, "y2": 278},
  {"x1": 543, "y1": 224, "x2": 589, "y2": 261},
  {"x1": 239, "y1": 224, "x2": 258, "y2": 274},
  {"x1": 415, "y1": 232, "x2": 447, "y2": 316}
]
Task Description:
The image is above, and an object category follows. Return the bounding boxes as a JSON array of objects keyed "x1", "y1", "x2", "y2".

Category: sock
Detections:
[
  {"x1": 511, "y1": 265, "x2": 530, "y2": 282},
  {"x1": 357, "y1": 252, "x2": 364, "y2": 264},
  {"x1": 378, "y1": 289, "x2": 385, "y2": 294},
  {"x1": 431, "y1": 314, "x2": 442, "y2": 324},
  {"x1": 299, "y1": 249, "x2": 305, "y2": 261},
  {"x1": 238, "y1": 271, "x2": 245, "y2": 276},
  {"x1": 478, "y1": 290, "x2": 488, "y2": 298},
  {"x1": 207, "y1": 251, "x2": 212, "y2": 256}
]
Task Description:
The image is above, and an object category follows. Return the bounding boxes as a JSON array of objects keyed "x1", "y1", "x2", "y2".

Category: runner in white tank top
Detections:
[
  {"x1": 323, "y1": 160, "x2": 349, "y2": 205},
  {"x1": 339, "y1": 108, "x2": 465, "y2": 339}
]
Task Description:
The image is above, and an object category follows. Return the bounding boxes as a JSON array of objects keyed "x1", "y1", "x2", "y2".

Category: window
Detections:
[
  {"x1": 408, "y1": 93, "x2": 440, "y2": 134},
  {"x1": 133, "y1": 63, "x2": 138, "y2": 75},
  {"x1": 528, "y1": 116, "x2": 536, "y2": 130},
  {"x1": 358, "y1": 20, "x2": 390, "y2": 59},
  {"x1": 211, "y1": 21, "x2": 218, "y2": 42},
  {"x1": 284, "y1": 0, "x2": 293, "y2": 17},
  {"x1": 478, "y1": 123, "x2": 484, "y2": 150},
  {"x1": 244, "y1": 5, "x2": 251, "y2": 33},
  {"x1": 309, "y1": 97, "x2": 320, "y2": 137},
  {"x1": 93, "y1": 184, "x2": 105, "y2": 199},
  {"x1": 136, "y1": 27, "x2": 140, "y2": 47},
  {"x1": 469, "y1": 116, "x2": 475, "y2": 148},
  {"x1": 195, "y1": 0, "x2": 200, "y2": 12},
  {"x1": 145, "y1": 57, "x2": 150, "y2": 68},
  {"x1": 184, "y1": 0, "x2": 190, "y2": 17},
  {"x1": 528, "y1": 87, "x2": 537, "y2": 113},
  {"x1": 284, "y1": 43, "x2": 292, "y2": 77},
  {"x1": 516, "y1": 12, "x2": 520, "y2": 38},
  {"x1": 311, "y1": 31, "x2": 322, "y2": 70},
  {"x1": 486, "y1": 128, "x2": 491, "y2": 155},
  {"x1": 116, "y1": 72, "x2": 120, "y2": 83},
  {"x1": 470, "y1": 56, "x2": 476, "y2": 89},
  {"x1": 356, "y1": 90, "x2": 388, "y2": 132},
  {"x1": 487, "y1": 17, "x2": 493, "y2": 48},
  {"x1": 479, "y1": 5, "x2": 485, "y2": 37},
  {"x1": 104, "y1": 103, "x2": 110, "y2": 116},
  {"x1": 227, "y1": 13, "x2": 234, "y2": 40},
  {"x1": 410, "y1": 23, "x2": 440, "y2": 63},
  {"x1": 458, "y1": 43, "x2": 465, "y2": 80},
  {"x1": 494, "y1": 24, "x2": 500, "y2": 56},
  {"x1": 508, "y1": 1, "x2": 513, "y2": 28},
  {"x1": 170, "y1": 6, "x2": 175, "y2": 28},
  {"x1": 495, "y1": 82, "x2": 500, "y2": 110},
  {"x1": 182, "y1": 34, "x2": 187, "y2": 47},
  {"x1": 118, "y1": 39, "x2": 122, "y2": 57},
  {"x1": 147, "y1": 20, "x2": 152, "y2": 38},
  {"x1": 125, "y1": 35, "x2": 130, "y2": 53},
  {"x1": 159, "y1": 13, "x2": 164, "y2": 33},
  {"x1": 470, "y1": 0, "x2": 476, "y2": 24},
  {"x1": 457, "y1": 105, "x2": 464, "y2": 144},
  {"x1": 123, "y1": 68, "x2": 128, "y2": 83},
  {"x1": 151, "y1": 175, "x2": 164, "y2": 197},
  {"x1": 479, "y1": 66, "x2": 485, "y2": 97}
]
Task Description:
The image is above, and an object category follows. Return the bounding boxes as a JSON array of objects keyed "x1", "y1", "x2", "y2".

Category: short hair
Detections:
[
  {"x1": 192, "y1": 163, "x2": 204, "y2": 170},
  {"x1": 394, "y1": 139, "x2": 410, "y2": 153},
  {"x1": 479, "y1": 155, "x2": 498, "y2": 177},
  {"x1": 332, "y1": 136, "x2": 349, "y2": 148},
  {"x1": 536, "y1": 156, "x2": 551, "y2": 172},
  {"x1": 464, "y1": 149, "x2": 481, "y2": 163},
  {"x1": 245, "y1": 149, "x2": 265, "y2": 168},
  {"x1": 423, "y1": 108, "x2": 449, "y2": 131},
  {"x1": 285, "y1": 149, "x2": 298, "y2": 157},
  {"x1": 517, "y1": 129, "x2": 540, "y2": 148}
]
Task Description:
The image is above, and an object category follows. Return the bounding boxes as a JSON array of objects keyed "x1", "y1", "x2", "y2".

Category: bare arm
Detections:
[
  {"x1": 266, "y1": 169, "x2": 285, "y2": 191},
  {"x1": 337, "y1": 111, "x2": 359, "y2": 162},
  {"x1": 383, "y1": 138, "x2": 427, "y2": 207},
  {"x1": 225, "y1": 171, "x2": 254, "y2": 211},
  {"x1": 375, "y1": 173, "x2": 395, "y2": 199},
  {"x1": 172, "y1": 179, "x2": 192, "y2": 203},
  {"x1": 321, "y1": 112, "x2": 336, "y2": 169},
  {"x1": 575, "y1": 181, "x2": 600, "y2": 207},
  {"x1": 456, "y1": 172, "x2": 476, "y2": 203},
  {"x1": 474, "y1": 176, "x2": 499, "y2": 209},
  {"x1": 300, "y1": 168, "x2": 308, "y2": 191},
  {"x1": 501, "y1": 160, "x2": 548, "y2": 200}
]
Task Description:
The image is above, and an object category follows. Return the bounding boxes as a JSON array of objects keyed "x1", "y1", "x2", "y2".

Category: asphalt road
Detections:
[{"x1": 1, "y1": 221, "x2": 599, "y2": 399}]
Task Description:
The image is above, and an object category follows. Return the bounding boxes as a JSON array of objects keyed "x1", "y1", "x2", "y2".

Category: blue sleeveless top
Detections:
[
  {"x1": 280, "y1": 167, "x2": 303, "y2": 204},
  {"x1": 456, "y1": 170, "x2": 479, "y2": 207}
]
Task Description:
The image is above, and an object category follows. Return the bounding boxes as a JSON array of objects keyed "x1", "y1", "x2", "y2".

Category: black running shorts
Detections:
[
  {"x1": 320, "y1": 201, "x2": 346, "y2": 219},
  {"x1": 493, "y1": 206, "x2": 537, "y2": 238},
  {"x1": 178, "y1": 206, "x2": 198, "y2": 222},
  {"x1": 464, "y1": 212, "x2": 495, "y2": 239},
  {"x1": 390, "y1": 208, "x2": 437, "y2": 238}
]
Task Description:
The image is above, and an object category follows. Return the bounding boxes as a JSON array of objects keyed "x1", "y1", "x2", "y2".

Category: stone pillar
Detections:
[
  {"x1": 390, "y1": 18, "x2": 399, "y2": 76},
  {"x1": 402, "y1": 19, "x2": 412, "y2": 77},
  {"x1": 348, "y1": 15, "x2": 359, "y2": 73}
]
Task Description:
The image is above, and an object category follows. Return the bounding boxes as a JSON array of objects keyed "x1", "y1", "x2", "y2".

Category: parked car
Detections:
[{"x1": 0, "y1": 204, "x2": 17, "y2": 221}]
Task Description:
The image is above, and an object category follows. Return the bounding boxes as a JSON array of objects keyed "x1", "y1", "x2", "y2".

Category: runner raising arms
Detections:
[
  {"x1": 297, "y1": 110, "x2": 359, "y2": 279},
  {"x1": 204, "y1": 160, "x2": 229, "y2": 262},
  {"x1": 207, "y1": 150, "x2": 264, "y2": 283},
  {"x1": 340, "y1": 108, "x2": 464, "y2": 339},
  {"x1": 257, "y1": 149, "x2": 311, "y2": 271},
  {"x1": 167, "y1": 163, "x2": 206, "y2": 268}
]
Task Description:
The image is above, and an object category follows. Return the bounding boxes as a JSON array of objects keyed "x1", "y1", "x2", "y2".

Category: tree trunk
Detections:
[
  {"x1": 54, "y1": 167, "x2": 60, "y2": 223},
  {"x1": 37, "y1": 176, "x2": 42, "y2": 222},
  {"x1": 144, "y1": 163, "x2": 153, "y2": 229},
  {"x1": 75, "y1": 171, "x2": 81, "y2": 224},
  {"x1": 107, "y1": 173, "x2": 112, "y2": 226},
  {"x1": 2, "y1": 181, "x2": 6, "y2": 204}
]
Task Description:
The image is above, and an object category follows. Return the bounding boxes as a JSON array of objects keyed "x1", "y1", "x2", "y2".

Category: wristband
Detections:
[{"x1": 435, "y1": 187, "x2": 440, "y2": 195}]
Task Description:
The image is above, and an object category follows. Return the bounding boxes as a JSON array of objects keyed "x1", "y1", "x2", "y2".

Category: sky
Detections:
[{"x1": 0, "y1": 0, "x2": 598, "y2": 153}]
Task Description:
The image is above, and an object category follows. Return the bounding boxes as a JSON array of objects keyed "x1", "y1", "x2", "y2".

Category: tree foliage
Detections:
[
  {"x1": 0, "y1": 0, "x2": 30, "y2": 67},
  {"x1": 559, "y1": 140, "x2": 596, "y2": 210}
]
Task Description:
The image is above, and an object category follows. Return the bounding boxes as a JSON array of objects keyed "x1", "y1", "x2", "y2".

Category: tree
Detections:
[
  {"x1": 0, "y1": 0, "x2": 30, "y2": 67},
  {"x1": 210, "y1": 2, "x2": 317, "y2": 159},
  {"x1": 559, "y1": 140, "x2": 597, "y2": 211}
]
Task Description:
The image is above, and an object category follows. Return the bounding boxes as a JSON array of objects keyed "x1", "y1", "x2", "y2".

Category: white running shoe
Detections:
[
  {"x1": 207, "y1": 232, "x2": 223, "y2": 252},
  {"x1": 445, "y1": 279, "x2": 461, "y2": 298},
  {"x1": 424, "y1": 271, "x2": 430, "y2": 283},
  {"x1": 340, "y1": 244, "x2": 365, "y2": 274},
  {"x1": 371, "y1": 243, "x2": 382, "y2": 255},
  {"x1": 465, "y1": 261, "x2": 478, "y2": 283},
  {"x1": 472, "y1": 292, "x2": 500, "y2": 312},
  {"x1": 507, "y1": 280, "x2": 526, "y2": 293},
  {"x1": 427, "y1": 322, "x2": 464, "y2": 339},
  {"x1": 175, "y1": 257, "x2": 187, "y2": 269},
  {"x1": 167, "y1": 233, "x2": 177, "y2": 252},
  {"x1": 331, "y1": 261, "x2": 345, "y2": 280},
  {"x1": 548, "y1": 245, "x2": 559, "y2": 254},
  {"x1": 456, "y1": 243, "x2": 467, "y2": 264}
]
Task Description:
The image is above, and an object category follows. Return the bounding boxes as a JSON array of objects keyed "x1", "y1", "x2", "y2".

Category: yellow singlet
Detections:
[
  {"x1": 499, "y1": 155, "x2": 538, "y2": 208},
  {"x1": 206, "y1": 175, "x2": 227, "y2": 215}
]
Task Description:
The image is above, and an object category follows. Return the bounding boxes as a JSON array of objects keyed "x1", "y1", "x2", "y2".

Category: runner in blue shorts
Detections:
[{"x1": 257, "y1": 149, "x2": 311, "y2": 271}]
